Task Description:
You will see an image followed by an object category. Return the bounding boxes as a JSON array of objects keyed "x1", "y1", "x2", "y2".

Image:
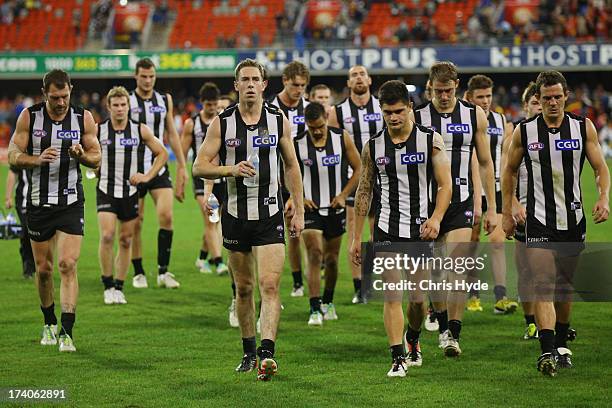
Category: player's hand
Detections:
[
  {"x1": 512, "y1": 202, "x2": 527, "y2": 226},
  {"x1": 4, "y1": 196, "x2": 12, "y2": 209},
  {"x1": 473, "y1": 202, "x2": 482, "y2": 226},
  {"x1": 201, "y1": 192, "x2": 215, "y2": 216},
  {"x1": 350, "y1": 238, "x2": 362, "y2": 266},
  {"x1": 304, "y1": 199, "x2": 318, "y2": 212},
  {"x1": 330, "y1": 194, "x2": 346, "y2": 209},
  {"x1": 420, "y1": 217, "x2": 441, "y2": 240},
  {"x1": 502, "y1": 213, "x2": 516, "y2": 239},
  {"x1": 289, "y1": 211, "x2": 304, "y2": 239},
  {"x1": 68, "y1": 144, "x2": 84, "y2": 159},
  {"x1": 129, "y1": 173, "x2": 148, "y2": 186},
  {"x1": 483, "y1": 209, "x2": 497, "y2": 235},
  {"x1": 593, "y1": 198, "x2": 609, "y2": 224},
  {"x1": 37, "y1": 147, "x2": 59, "y2": 165},
  {"x1": 284, "y1": 197, "x2": 294, "y2": 217},
  {"x1": 231, "y1": 161, "x2": 256, "y2": 178},
  {"x1": 174, "y1": 166, "x2": 186, "y2": 203}
]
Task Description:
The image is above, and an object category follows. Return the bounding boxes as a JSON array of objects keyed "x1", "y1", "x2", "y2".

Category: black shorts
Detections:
[
  {"x1": 481, "y1": 191, "x2": 502, "y2": 214},
  {"x1": 221, "y1": 210, "x2": 285, "y2": 252},
  {"x1": 27, "y1": 203, "x2": 84, "y2": 242},
  {"x1": 138, "y1": 171, "x2": 172, "y2": 198},
  {"x1": 439, "y1": 198, "x2": 474, "y2": 236},
  {"x1": 526, "y1": 215, "x2": 586, "y2": 254},
  {"x1": 372, "y1": 227, "x2": 434, "y2": 257},
  {"x1": 304, "y1": 210, "x2": 346, "y2": 239},
  {"x1": 96, "y1": 189, "x2": 139, "y2": 221}
]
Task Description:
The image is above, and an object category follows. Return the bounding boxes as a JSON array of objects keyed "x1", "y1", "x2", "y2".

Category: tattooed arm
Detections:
[{"x1": 350, "y1": 143, "x2": 375, "y2": 266}]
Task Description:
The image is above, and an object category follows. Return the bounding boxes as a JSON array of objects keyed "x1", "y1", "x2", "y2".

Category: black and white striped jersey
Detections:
[
  {"x1": 487, "y1": 111, "x2": 505, "y2": 192},
  {"x1": 413, "y1": 99, "x2": 478, "y2": 203},
  {"x1": 97, "y1": 119, "x2": 141, "y2": 198},
  {"x1": 335, "y1": 95, "x2": 384, "y2": 153},
  {"x1": 129, "y1": 90, "x2": 168, "y2": 176},
  {"x1": 269, "y1": 95, "x2": 308, "y2": 139},
  {"x1": 218, "y1": 102, "x2": 284, "y2": 220},
  {"x1": 369, "y1": 124, "x2": 444, "y2": 238},
  {"x1": 294, "y1": 127, "x2": 349, "y2": 216},
  {"x1": 26, "y1": 103, "x2": 84, "y2": 207},
  {"x1": 521, "y1": 112, "x2": 587, "y2": 231}
]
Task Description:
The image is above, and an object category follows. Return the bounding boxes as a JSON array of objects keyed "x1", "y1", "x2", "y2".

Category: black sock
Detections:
[
  {"x1": 40, "y1": 303, "x2": 57, "y2": 326},
  {"x1": 211, "y1": 257, "x2": 222, "y2": 266},
  {"x1": 494, "y1": 285, "x2": 507, "y2": 302},
  {"x1": 101, "y1": 275, "x2": 114, "y2": 290},
  {"x1": 132, "y1": 258, "x2": 145, "y2": 276},
  {"x1": 157, "y1": 229, "x2": 173, "y2": 275},
  {"x1": 242, "y1": 337, "x2": 256, "y2": 355},
  {"x1": 59, "y1": 313, "x2": 75, "y2": 338},
  {"x1": 539, "y1": 329, "x2": 555, "y2": 354},
  {"x1": 405, "y1": 326, "x2": 421, "y2": 344},
  {"x1": 114, "y1": 279, "x2": 124, "y2": 291},
  {"x1": 322, "y1": 288, "x2": 334, "y2": 304},
  {"x1": 436, "y1": 310, "x2": 448, "y2": 333},
  {"x1": 469, "y1": 288, "x2": 480, "y2": 298},
  {"x1": 448, "y1": 319, "x2": 462, "y2": 340},
  {"x1": 309, "y1": 297, "x2": 321, "y2": 312},
  {"x1": 199, "y1": 250, "x2": 208, "y2": 261},
  {"x1": 353, "y1": 278, "x2": 362, "y2": 293},
  {"x1": 292, "y1": 270, "x2": 303, "y2": 288},
  {"x1": 259, "y1": 339, "x2": 275, "y2": 357},
  {"x1": 525, "y1": 314, "x2": 536, "y2": 326},
  {"x1": 390, "y1": 344, "x2": 404, "y2": 359},
  {"x1": 231, "y1": 282, "x2": 236, "y2": 298},
  {"x1": 555, "y1": 322, "x2": 570, "y2": 348}
]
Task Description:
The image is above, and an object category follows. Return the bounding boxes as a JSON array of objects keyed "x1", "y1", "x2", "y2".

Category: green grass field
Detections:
[{"x1": 1, "y1": 162, "x2": 611, "y2": 407}]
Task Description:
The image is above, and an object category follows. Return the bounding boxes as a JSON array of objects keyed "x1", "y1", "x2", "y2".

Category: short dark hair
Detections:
[
  {"x1": 43, "y1": 69, "x2": 71, "y2": 92},
  {"x1": 535, "y1": 70, "x2": 568, "y2": 95},
  {"x1": 282, "y1": 61, "x2": 310, "y2": 83},
  {"x1": 234, "y1": 58, "x2": 266, "y2": 81},
  {"x1": 521, "y1": 82, "x2": 538, "y2": 105},
  {"x1": 378, "y1": 80, "x2": 411, "y2": 106},
  {"x1": 429, "y1": 61, "x2": 458, "y2": 83},
  {"x1": 135, "y1": 58, "x2": 155, "y2": 74},
  {"x1": 467, "y1": 75, "x2": 493, "y2": 93},
  {"x1": 199, "y1": 82, "x2": 220, "y2": 101},
  {"x1": 309, "y1": 84, "x2": 329, "y2": 98},
  {"x1": 304, "y1": 102, "x2": 326, "y2": 122}
]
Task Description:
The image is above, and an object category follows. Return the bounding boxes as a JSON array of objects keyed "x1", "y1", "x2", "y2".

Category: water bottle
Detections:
[
  {"x1": 243, "y1": 149, "x2": 259, "y2": 187},
  {"x1": 5, "y1": 212, "x2": 18, "y2": 239},
  {"x1": 208, "y1": 194, "x2": 220, "y2": 223},
  {"x1": 85, "y1": 168, "x2": 97, "y2": 179}
]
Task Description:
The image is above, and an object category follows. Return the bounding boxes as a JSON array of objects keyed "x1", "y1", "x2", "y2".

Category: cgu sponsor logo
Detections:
[
  {"x1": 225, "y1": 138, "x2": 241, "y2": 148},
  {"x1": 254, "y1": 135, "x2": 277, "y2": 147},
  {"x1": 293, "y1": 115, "x2": 305, "y2": 124},
  {"x1": 322, "y1": 154, "x2": 340, "y2": 166},
  {"x1": 400, "y1": 152, "x2": 425, "y2": 164},
  {"x1": 376, "y1": 156, "x2": 391, "y2": 166},
  {"x1": 33, "y1": 129, "x2": 47, "y2": 138},
  {"x1": 528, "y1": 142, "x2": 545, "y2": 151},
  {"x1": 149, "y1": 106, "x2": 166, "y2": 114},
  {"x1": 555, "y1": 139, "x2": 580, "y2": 150},
  {"x1": 487, "y1": 127, "x2": 503, "y2": 136},
  {"x1": 363, "y1": 113, "x2": 381, "y2": 122},
  {"x1": 446, "y1": 123, "x2": 471, "y2": 133},
  {"x1": 57, "y1": 130, "x2": 80, "y2": 140},
  {"x1": 120, "y1": 138, "x2": 139, "y2": 146}
]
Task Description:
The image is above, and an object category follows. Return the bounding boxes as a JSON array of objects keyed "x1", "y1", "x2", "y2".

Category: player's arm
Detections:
[
  {"x1": 331, "y1": 130, "x2": 361, "y2": 208},
  {"x1": 584, "y1": 118, "x2": 610, "y2": 224},
  {"x1": 350, "y1": 142, "x2": 374, "y2": 265},
  {"x1": 164, "y1": 93, "x2": 187, "y2": 201},
  {"x1": 180, "y1": 118, "x2": 194, "y2": 163},
  {"x1": 5, "y1": 169, "x2": 15, "y2": 209},
  {"x1": 501, "y1": 125, "x2": 524, "y2": 237},
  {"x1": 422, "y1": 133, "x2": 451, "y2": 240},
  {"x1": 473, "y1": 105, "x2": 497, "y2": 234},
  {"x1": 8, "y1": 109, "x2": 58, "y2": 169},
  {"x1": 327, "y1": 106, "x2": 340, "y2": 128},
  {"x1": 131, "y1": 124, "x2": 169, "y2": 186},
  {"x1": 279, "y1": 115, "x2": 305, "y2": 236},
  {"x1": 70, "y1": 110, "x2": 101, "y2": 168},
  {"x1": 501, "y1": 123, "x2": 526, "y2": 225},
  {"x1": 471, "y1": 150, "x2": 482, "y2": 224}
]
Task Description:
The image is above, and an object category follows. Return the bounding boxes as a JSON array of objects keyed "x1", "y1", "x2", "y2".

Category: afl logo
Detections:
[
  {"x1": 343, "y1": 117, "x2": 356, "y2": 124},
  {"x1": 528, "y1": 142, "x2": 545, "y2": 151},
  {"x1": 195, "y1": 131, "x2": 205, "y2": 138},
  {"x1": 302, "y1": 158, "x2": 314, "y2": 166},
  {"x1": 225, "y1": 138, "x2": 241, "y2": 148},
  {"x1": 130, "y1": 107, "x2": 142, "y2": 114},
  {"x1": 33, "y1": 129, "x2": 47, "y2": 137},
  {"x1": 376, "y1": 156, "x2": 391, "y2": 166},
  {"x1": 101, "y1": 139, "x2": 112, "y2": 145}
]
